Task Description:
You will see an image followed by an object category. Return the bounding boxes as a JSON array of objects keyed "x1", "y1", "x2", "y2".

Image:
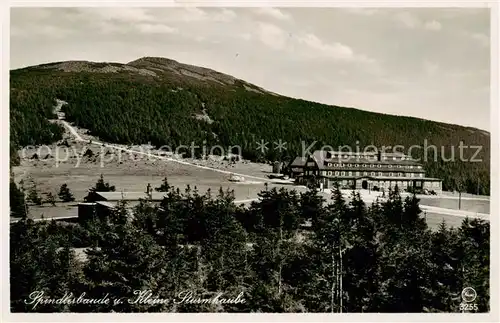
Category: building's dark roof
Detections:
[
  {"x1": 320, "y1": 166, "x2": 425, "y2": 173},
  {"x1": 382, "y1": 152, "x2": 406, "y2": 156},
  {"x1": 326, "y1": 151, "x2": 377, "y2": 156},
  {"x1": 96, "y1": 201, "x2": 117, "y2": 208},
  {"x1": 322, "y1": 150, "x2": 406, "y2": 157},
  {"x1": 78, "y1": 201, "x2": 117, "y2": 209},
  {"x1": 289, "y1": 156, "x2": 307, "y2": 167},
  {"x1": 324, "y1": 176, "x2": 443, "y2": 181},
  {"x1": 311, "y1": 150, "x2": 325, "y2": 168},
  {"x1": 310, "y1": 150, "x2": 422, "y2": 168},
  {"x1": 341, "y1": 160, "x2": 422, "y2": 166},
  {"x1": 95, "y1": 191, "x2": 168, "y2": 201}
]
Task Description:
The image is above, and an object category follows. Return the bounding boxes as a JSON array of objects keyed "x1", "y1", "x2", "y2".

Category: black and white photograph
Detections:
[{"x1": 5, "y1": 2, "x2": 497, "y2": 319}]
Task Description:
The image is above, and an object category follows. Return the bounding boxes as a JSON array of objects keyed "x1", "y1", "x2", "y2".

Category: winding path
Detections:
[{"x1": 58, "y1": 119, "x2": 272, "y2": 183}]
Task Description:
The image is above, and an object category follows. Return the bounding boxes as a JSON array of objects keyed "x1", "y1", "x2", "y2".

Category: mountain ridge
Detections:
[{"x1": 13, "y1": 57, "x2": 489, "y2": 133}]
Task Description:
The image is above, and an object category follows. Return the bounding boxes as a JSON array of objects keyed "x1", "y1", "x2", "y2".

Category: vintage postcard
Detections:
[{"x1": 4, "y1": 1, "x2": 498, "y2": 322}]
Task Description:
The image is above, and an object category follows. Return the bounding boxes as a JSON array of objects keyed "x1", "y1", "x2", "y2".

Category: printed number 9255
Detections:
[{"x1": 460, "y1": 303, "x2": 478, "y2": 311}]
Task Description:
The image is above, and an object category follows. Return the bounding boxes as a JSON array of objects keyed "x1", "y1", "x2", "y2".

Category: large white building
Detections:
[{"x1": 288, "y1": 150, "x2": 442, "y2": 193}]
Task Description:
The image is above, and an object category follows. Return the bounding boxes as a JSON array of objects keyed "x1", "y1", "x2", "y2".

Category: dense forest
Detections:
[
  {"x1": 9, "y1": 57, "x2": 491, "y2": 194},
  {"x1": 10, "y1": 178, "x2": 490, "y2": 313}
]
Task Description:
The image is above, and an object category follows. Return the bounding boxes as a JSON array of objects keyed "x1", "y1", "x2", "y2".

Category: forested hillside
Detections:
[
  {"x1": 10, "y1": 79, "x2": 65, "y2": 165},
  {"x1": 9, "y1": 57, "x2": 491, "y2": 194}
]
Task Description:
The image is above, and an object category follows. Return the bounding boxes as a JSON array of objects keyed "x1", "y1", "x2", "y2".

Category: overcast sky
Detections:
[{"x1": 10, "y1": 7, "x2": 490, "y2": 130}]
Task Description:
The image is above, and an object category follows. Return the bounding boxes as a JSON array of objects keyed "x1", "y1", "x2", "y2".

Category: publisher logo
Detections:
[{"x1": 461, "y1": 287, "x2": 477, "y2": 303}]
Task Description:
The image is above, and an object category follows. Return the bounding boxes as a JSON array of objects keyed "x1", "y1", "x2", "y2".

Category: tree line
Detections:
[
  {"x1": 10, "y1": 178, "x2": 75, "y2": 215},
  {"x1": 10, "y1": 177, "x2": 490, "y2": 313}
]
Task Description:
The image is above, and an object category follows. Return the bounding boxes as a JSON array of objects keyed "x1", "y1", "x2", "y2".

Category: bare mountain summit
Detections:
[
  {"x1": 127, "y1": 56, "x2": 275, "y2": 95},
  {"x1": 32, "y1": 57, "x2": 276, "y2": 96}
]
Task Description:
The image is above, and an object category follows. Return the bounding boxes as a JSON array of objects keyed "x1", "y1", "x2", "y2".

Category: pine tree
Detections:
[
  {"x1": 244, "y1": 187, "x2": 306, "y2": 312},
  {"x1": 10, "y1": 180, "x2": 27, "y2": 218},
  {"x1": 84, "y1": 175, "x2": 116, "y2": 202},
  {"x1": 201, "y1": 192, "x2": 250, "y2": 312},
  {"x1": 78, "y1": 202, "x2": 171, "y2": 312},
  {"x1": 27, "y1": 183, "x2": 43, "y2": 206},
  {"x1": 305, "y1": 184, "x2": 348, "y2": 312},
  {"x1": 454, "y1": 218, "x2": 490, "y2": 312},
  {"x1": 341, "y1": 191, "x2": 379, "y2": 312},
  {"x1": 58, "y1": 184, "x2": 75, "y2": 202},
  {"x1": 299, "y1": 187, "x2": 325, "y2": 228},
  {"x1": 154, "y1": 177, "x2": 171, "y2": 192},
  {"x1": 10, "y1": 219, "x2": 81, "y2": 312},
  {"x1": 428, "y1": 221, "x2": 461, "y2": 312},
  {"x1": 372, "y1": 189, "x2": 434, "y2": 312}
]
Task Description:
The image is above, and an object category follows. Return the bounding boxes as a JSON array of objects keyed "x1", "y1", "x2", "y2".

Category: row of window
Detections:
[
  {"x1": 374, "y1": 180, "x2": 440, "y2": 188},
  {"x1": 327, "y1": 154, "x2": 409, "y2": 161},
  {"x1": 326, "y1": 162, "x2": 422, "y2": 169},
  {"x1": 330, "y1": 180, "x2": 440, "y2": 188},
  {"x1": 324, "y1": 171, "x2": 424, "y2": 178},
  {"x1": 328, "y1": 154, "x2": 378, "y2": 160}
]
